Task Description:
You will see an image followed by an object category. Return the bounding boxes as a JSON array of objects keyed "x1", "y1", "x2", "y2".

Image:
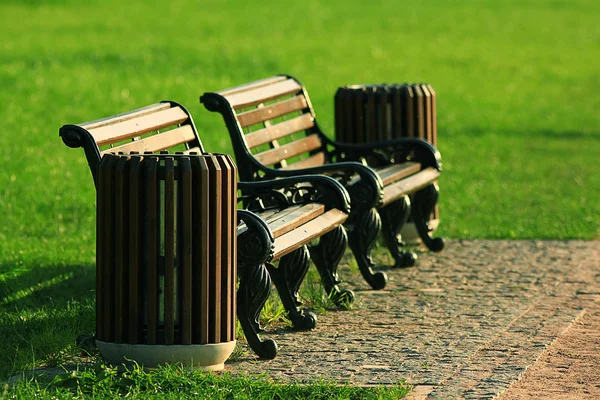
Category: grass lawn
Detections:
[{"x1": 0, "y1": 0, "x2": 598, "y2": 397}]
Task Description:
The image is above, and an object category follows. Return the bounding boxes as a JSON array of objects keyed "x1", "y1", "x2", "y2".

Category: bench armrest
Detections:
[
  {"x1": 239, "y1": 175, "x2": 351, "y2": 214},
  {"x1": 323, "y1": 136, "x2": 442, "y2": 171},
  {"x1": 254, "y1": 161, "x2": 384, "y2": 209},
  {"x1": 237, "y1": 209, "x2": 275, "y2": 265}
]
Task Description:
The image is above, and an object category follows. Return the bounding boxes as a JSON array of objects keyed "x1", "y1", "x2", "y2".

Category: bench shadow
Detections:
[{"x1": 0, "y1": 263, "x2": 96, "y2": 380}]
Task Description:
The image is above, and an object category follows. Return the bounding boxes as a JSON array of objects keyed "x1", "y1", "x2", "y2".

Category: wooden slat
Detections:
[
  {"x1": 191, "y1": 156, "x2": 211, "y2": 344},
  {"x1": 420, "y1": 84, "x2": 433, "y2": 143},
  {"x1": 179, "y1": 157, "x2": 193, "y2": 345},
  {"x1": 226, "y1": 154, "x2": 237, "y2": 342},
  {"x1": 381, "y1": 167, "x2": 440, "y2": 206},
  {"x1": 266, "y1": 204, "x2": 325, "y2": 238},
  {"x1": 412, "y1": 84, "x2": 425, "y2": 139},
  {"x1": 95, "y1": 160, "x2": 105, "y2": 342},
  {"x1": 216, "y1": 155, "x2": 234, "y2": 342},
  {"x1": 101, "y1": 125, "x2": 195, "y2": 155},
  {"x1": 144, "y1": 157, "x2": 159, "y2": 345},
  {"x1": 113, "y1": 156, "x2": 128, "y2": 343},
  {"x1": 254, "y1": 134, "x2": 322, "y2": 166},
  {"x1": 127, "y1": 156, "x2": 141, "y2": 344},
  {"x1": 376, "y1": 162, "x2": 422, "y2": 186},
  {"x1": 272, "y1": 209, "x2": 348, "y2": 260},
  {"x1": 427, "y1": 83, "x2": 437, "y2": 146},
  {"x1": 224, "y1": 79, "x2": 303, "y2": 110},
  {"x1": 237, "y1": 96, "x2": 308, "y2": 128},
  {"x1": 245, "y1": 114, "x2": 314, "y2": 148},
  {"x1": 354, "y1": 88, "x2": 366, "y2": 143},
  {"x1": 206, "y1": 156, "x2": 222, "y2": 344},
  {"x1": 218, "y1": 76, "x2": 288, "y2": 97},
  {"x1": 90, "y1": 107, "x2": 189, "y2": 146},
  {"x1": 80, "y1": 103, "x2": 170, "y2": 130},
  {"x1": 163, "y1": 157, "x2": 175, "y2": 345},
  {"x1": 366, "y1": 87, "x2": 377, "y2": 142},
  {"x1": 280, "y1": 152, "x2": 325, "y2": 170}
]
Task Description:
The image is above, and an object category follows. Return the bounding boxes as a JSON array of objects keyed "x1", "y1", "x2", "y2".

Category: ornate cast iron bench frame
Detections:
[{"x1": 201, "y1": 75, "x2": 444, "y2": 292}]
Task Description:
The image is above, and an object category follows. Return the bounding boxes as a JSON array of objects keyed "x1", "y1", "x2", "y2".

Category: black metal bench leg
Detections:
[
  {"x1": 346, "y1": 208, "x2": 388, "y2": 290},
  {"x1": 237, "y1": 263, "x2": 278, "y2": 359},
  {"x1": 310, "y1": 225, "x2": 355, "y2": 308},
  {"x1": 267, "y1": 246, "x2": 317, "y2": 330},
  {"x1": 413, "y1": 182, "x2": 444, "y2": 252},
  {"x1": 380, "y1": 195, "x2": 418, "y2": 268}
]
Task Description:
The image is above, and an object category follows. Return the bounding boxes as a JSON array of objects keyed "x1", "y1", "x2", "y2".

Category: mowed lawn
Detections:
[{"x1": 0, "y1": 0, "x2": 598, "y2": 391}]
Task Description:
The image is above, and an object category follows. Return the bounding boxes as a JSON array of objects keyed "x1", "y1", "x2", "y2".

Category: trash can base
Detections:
[
  {"x1": 96, "y1": 340, "x2": 236, "y2": 371},
  {"x1": 400, "y1": 219, "x2": 439, "y2": 244}
]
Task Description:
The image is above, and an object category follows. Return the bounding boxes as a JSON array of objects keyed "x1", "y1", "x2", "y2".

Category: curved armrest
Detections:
[
  {"x1": 323, "y1": 136, "x2": 442, "y2": 171},
  {"x1": 258, "y1": 161, "x2": 384, "y2": 209},
  {"x1": 239, "y1": 175, "x2": 351, "y2": 214},
  {"x1": 237, "y1": 209, "x2": 275, "y2": 265}
]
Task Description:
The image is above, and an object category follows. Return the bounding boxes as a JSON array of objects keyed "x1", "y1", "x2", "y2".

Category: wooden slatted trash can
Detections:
[
  {"x1": 334, "y1": 84, "x2": 440, "y2": 242},
  {"x1": 95, "y1": 152, "x2": 237, "y2": 371}
]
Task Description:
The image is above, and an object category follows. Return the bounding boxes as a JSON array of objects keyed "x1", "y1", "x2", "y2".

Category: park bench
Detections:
[
  {"x1": 201, "y1": 75, "x2": 445, "y2": 291},
  {"x1": 59, "y1": 101, "x2": 352, "y2": 359}
]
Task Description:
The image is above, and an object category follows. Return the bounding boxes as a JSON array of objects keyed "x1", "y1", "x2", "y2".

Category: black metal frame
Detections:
[
  {"x1": 201, "y1": 75, "x2": 444, "y2": 290},
  {"x1": 60, "y1": 100, "x2": 352, "y2": 360}
]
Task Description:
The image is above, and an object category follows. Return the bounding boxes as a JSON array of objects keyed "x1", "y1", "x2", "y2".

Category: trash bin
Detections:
[
  {"x1": 334, "y1": 84, "x2": 439, "y2": 242},
  {"x1": 94, "y1": 152, "x2": 237, "y2": 371}
]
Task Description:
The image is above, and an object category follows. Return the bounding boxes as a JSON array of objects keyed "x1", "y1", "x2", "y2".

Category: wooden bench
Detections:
[
  {"x1": 201, "y1": 75, "x2": 445, "y2": 291},
  {"x1": 59, "y1": 101, "x2": 352, "y2": 359}
]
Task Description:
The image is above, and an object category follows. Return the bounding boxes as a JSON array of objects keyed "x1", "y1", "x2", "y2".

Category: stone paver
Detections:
[{"x1": 226, "y1": 240, "x2": 600, "y2": 399}]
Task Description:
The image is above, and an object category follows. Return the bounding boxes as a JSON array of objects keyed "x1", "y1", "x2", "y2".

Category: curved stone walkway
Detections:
[{"x1": 226, "y1": 240, "x2": 600, "y2": 399}]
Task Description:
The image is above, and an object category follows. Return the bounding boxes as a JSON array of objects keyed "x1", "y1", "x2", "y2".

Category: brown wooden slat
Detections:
[
  {"x1": 101, "y1": 125, "x2": 196, "y2": 155},
  {"x1": 80, "y1": 103, "x2": 171, "y2": 130},
  {"x1": 376, "y1": 87, "x2": 391, "y2": 141},
  {"x1": 254, "y1": 134, "x2": 322, "y2": 166},
  {"x1": 245, "y1": 114, "x2": 314, "y2": 148},
  {"x1": 366, "y1": 87, "x2": 377, "y2": 142},
  {"x1": 113, "y1": 156, "x2": 128, "y2": 343},
  {"x1": 90, "y1": 107, "x2": 189, "y2": 146},
  {"x1": 280, "y1": 152, "x2": 325, "y2": 170},
  {"x1": 218, "y1": 76, "x2": 288, "y2": 97},
  {"x1": 376, "y1": 162, "x2": 422, "y2": 186},
  {"x1": 179, "y1": 157, "x2": 193, "y2": 345},
  {"x1": 272, "y1": 209, "x2": 348, "y2": 259},
  {"x1": 205, "y1": 156, "x2": 222, "y2": 343},
  {"x1": 266, "y1": 204, "x2": 325, "y2": 238},
  {"x1": 191, "y1": 156, "x2": 211, "y2": 344},
  {"x1": 225, "y1": 154, "x2": 238, "y2": 341},
  {"x1": 144, "y1": 156, "x2": 159, "y2": 345},
  {"x1": 95, "y1": 160, "x2": 104, "y2": 341},
  {"x1": 102, "y1": 155, "x2": 118, "y2": 342},
  {"x1": 238, "y1": 96, "x2": 308, "y2": 128},
  {"x1": 381, "y1": 167, "x2": 440, "y2": 206},
  {"x1": 420, "y1": 84, "x2": 433, "y2": 143},
  {"x1": 427, "y1": 84, "x2": 437, "y2": 146},
  {"x1": 354, "y1": 88, "x2": 366, "y2": 143},
  {"x1": 224, "y1": 79, "x2": 303, "y2": 110},
  {"x1": 334, "y1": 88, "x2": 347, "y2": 143},
  {"x1": 216, "y1": 155, "x2": 235, "y2": 342},
  {"x1": 163, "y1": 157, "x2": 175, "y2": 345},
  {"x1": 412, "y1": 84, "x2": 425, "y2": 139},
  {"x1": 127, "y1": 156, "x2": 141, "y2": 344}
]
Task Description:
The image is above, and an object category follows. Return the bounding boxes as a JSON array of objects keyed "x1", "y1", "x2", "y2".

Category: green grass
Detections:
[
  {"x1": 0, "y1": 0, "x2": 598, "y2": 397},
  {"x1": 3, "y1": 363, "x2": 411, "y2": 399}
]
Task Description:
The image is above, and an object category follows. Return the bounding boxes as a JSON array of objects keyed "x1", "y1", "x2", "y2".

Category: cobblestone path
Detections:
[{"x1": 226, "y1": 240, "x2": 600, "y2": 399}]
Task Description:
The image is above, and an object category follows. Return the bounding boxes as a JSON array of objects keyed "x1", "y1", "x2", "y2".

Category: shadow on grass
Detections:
[{"x1": 0, "y1": 263, "x2": 96, "y2": 380}]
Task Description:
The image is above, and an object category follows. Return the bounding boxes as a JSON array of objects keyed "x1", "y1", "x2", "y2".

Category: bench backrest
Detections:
[
  {"x1": 201, "y1": 75, "x2": 327, "y2": 181},
  {"x1": 60, "y1": 101, "x2": 203, "y2": 186}
]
